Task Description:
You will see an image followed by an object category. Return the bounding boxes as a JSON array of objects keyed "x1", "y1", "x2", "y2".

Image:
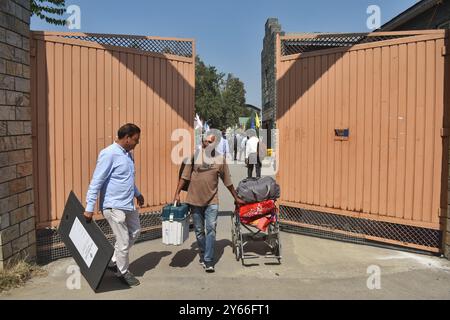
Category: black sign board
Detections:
[{"x1": 58, "y1": 191, "x2": 114, "y2": 292}]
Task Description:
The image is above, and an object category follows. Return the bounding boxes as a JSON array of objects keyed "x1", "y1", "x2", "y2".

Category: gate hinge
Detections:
[
  {"x1": 442, "y1": 46, "x2": 449, "y2": 56},
  {"x1": 30, "y1": 47, "x2": 36, "y2": 57},
  {"x1": 438, "y1": 207, "x2": 447, "y2": 217},
  {"x1": 441, "y1": 128, "x2": 450, "y2": 137}
]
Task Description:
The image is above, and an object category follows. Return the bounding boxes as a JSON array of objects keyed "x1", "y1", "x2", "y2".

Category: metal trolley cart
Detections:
[{"x1": 231, "y1": 202, "x2": 281, "y2": 265}]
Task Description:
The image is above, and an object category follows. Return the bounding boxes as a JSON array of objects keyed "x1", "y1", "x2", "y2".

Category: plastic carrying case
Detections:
[{"x1": 161, "y1": 202, "x2": 190, "y2": 245}]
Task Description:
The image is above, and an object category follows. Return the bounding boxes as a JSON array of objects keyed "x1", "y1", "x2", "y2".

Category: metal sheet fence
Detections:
[
  {"x1": 276, "y1": 30, "x2": 450, "y2": 252},
  {"x1": 31, "y1": 32, "x2": 195, "y2": 228}
]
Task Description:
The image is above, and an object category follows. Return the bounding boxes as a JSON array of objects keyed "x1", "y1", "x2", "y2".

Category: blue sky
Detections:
[{"x1": 31, "y1": 0, "x2": 418, "y2": 107}]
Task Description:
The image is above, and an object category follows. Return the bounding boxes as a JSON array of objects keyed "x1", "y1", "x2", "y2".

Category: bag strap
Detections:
[
  {"x1": 189, "y1": 151, "x2": 197, "y2": 176},
  {"x1": 251, "y1": 184, "x2": 270, "y2": 199}
]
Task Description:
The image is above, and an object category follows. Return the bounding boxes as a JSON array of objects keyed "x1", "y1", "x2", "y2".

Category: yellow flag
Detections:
[{"x1": 255, "y1": 112, "x2": 260, "y2": 129}]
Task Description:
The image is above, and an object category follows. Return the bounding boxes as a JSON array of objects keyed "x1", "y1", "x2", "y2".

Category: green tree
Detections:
[
  {"x1": 222, "y1": 74, "x2": 247, "y2": 129},
  {"x1": 246, "y1": 116, "x2": 252, "y2": 131},
  {"x1": 31, "y1": 0, "x2": 67, "y2": 26},
  {"x1": 241, "y1": 106, "x2": 252, "y2": 118},
  {"x1": 195, "y1": 56, "x2": 248, "y2": 131},
  {"x1": 195, "y1": 56, "x2": 225, "y2": 130}
]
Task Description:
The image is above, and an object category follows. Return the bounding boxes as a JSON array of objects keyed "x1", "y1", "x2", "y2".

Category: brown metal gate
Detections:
[
  {"x1": 276, "y1": 30, "x2": 450, "y2": 253},
  {"x1": 30, "y1": 32, "x2": 195, "y2": 229}
]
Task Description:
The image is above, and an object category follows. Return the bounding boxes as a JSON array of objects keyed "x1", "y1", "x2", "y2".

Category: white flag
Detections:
[{"x1": 194, "y1": 114, "x2": 203, "y2": 130}]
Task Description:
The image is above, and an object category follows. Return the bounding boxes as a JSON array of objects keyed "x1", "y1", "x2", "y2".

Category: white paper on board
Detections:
[{"x1": 69, "y1": 217, "x2": 98, "y2": 268}]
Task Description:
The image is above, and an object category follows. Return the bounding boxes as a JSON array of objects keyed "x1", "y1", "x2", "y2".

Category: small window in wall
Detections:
[{"x1": 438, "y1": 20, "x2": 450, "y2": 29}]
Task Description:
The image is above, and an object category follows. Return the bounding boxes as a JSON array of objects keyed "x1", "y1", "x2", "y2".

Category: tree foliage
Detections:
[
  {"x1": 195, "y1": 56, "x2": 224, "y2": 130},
  {"x1": 222, "y1": 74, "x2": 248, "y2": 128},
  {"x1": 31, "y1": 0, "x2": 67, "y2": 26},
  {"x1": 195, "y1": 56, "x2": 248, "y2": 131}
]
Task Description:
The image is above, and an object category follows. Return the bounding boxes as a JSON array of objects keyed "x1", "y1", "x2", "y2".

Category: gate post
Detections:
[
  {"x1": 446, "y1": 136, "x2": 450, "y2": 259},
  {"x1": 445, "y1": 31, "x2": 450, "y2": 260},
  {"x1": 0, "y1": 0, "x2": 35, "y2": 270}
]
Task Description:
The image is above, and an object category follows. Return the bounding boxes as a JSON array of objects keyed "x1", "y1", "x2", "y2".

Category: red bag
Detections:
[
  {"x1": 239, "y1": 200, "x2": 276, "y2": 223},
  {"x1": 247, "y1": 214, "x2": 276, "y2": 232}
]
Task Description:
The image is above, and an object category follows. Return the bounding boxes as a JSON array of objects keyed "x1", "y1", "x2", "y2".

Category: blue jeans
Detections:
[{"x1": 191, "y1": 204, "x2": 219, "y2": 264}]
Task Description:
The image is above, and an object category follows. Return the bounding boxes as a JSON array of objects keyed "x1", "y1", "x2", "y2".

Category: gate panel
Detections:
[
  {"x1": 31, "y1": 32, "x2": 195, "y2": 228},
  {"x1": 276, "y1": 30, "x2": 448, "y2": 252}
]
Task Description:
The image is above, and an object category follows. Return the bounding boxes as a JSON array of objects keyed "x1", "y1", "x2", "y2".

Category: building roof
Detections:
[
  {"x1": 380, "y1": 0, "x2": 443, "y2": 31},
  {"x1": 245, "y1": 104, "x2": 261, "y2": 112}
]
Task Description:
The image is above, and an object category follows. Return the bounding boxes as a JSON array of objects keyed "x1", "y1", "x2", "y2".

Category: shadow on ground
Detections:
[
  {"x1": 170, "y1": 243, "x2": 198, "y2": 268},
  {"x1": 214, "y1": 239, "x2": 232, "y2": 265},
  {"x1": 169, "y1": 239, "x2": 233, "y2": 268},
  {"x1": 96, "y1": 271, "x2": 131, "y2": 293},
  {"x1": 130, "y1": 251, "x2": 172, "y2": 276},
  {"x1": 237, "y1": 234, "x2": 281, "y2": 267}
]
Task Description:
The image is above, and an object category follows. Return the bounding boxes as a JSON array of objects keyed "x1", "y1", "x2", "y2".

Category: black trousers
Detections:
[{"x1": 247, "y1": 162, "x2": 261, "y2": 178}]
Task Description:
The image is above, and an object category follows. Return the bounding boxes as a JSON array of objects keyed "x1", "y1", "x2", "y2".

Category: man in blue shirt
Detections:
[{"x1": 84, "y1": 123, "x2": 144, "y2": 287}]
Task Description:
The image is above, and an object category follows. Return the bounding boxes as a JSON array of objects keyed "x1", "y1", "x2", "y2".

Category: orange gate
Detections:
[
  {"x1": 30, "y1": 32, "x2": 195, "y2": 229},
  {"x1": 276, "y1": 30, "x2": 449, "y2": 253}
]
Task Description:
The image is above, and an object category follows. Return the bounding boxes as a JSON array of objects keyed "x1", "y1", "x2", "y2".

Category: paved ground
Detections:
[{"x1": 2, "y1": 160, "x2": 450, "y2": 299}]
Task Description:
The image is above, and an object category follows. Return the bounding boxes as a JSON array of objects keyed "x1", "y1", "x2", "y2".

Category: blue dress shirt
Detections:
[{"x1": 86, "y1": 142, "x2": 141, "y2": 212}]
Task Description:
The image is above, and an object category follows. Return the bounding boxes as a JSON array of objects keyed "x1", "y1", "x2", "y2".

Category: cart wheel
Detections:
[
  {"x1": 231, "y1": 214, "x2": 239, "y2": 254},
  {"x1": 235, "y1": 241, "x2": 241, "y2": 261},
  {"x1": 268, "y1": 224, "x2": 277, "y2": 253},
  {"x1": 275, "y1": 239, "x2": 282, "y2": 263},
  {"x1": 232, "y1": 236, "x2": 236, "y2": 254},
  {"x1": 240, "y1": 241, "x2": 245, "y2": 265},
  {"x1": 231, "y1": 227, "x2": 236, "y2": 254}
]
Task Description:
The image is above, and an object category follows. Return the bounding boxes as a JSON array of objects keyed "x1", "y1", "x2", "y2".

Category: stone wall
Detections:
[
  {"x1": 261, "y1": 18, "x2": 283, "y2": 128},
  {"x1": 0, "y1": 0, "x2": 34, "y2": 270}
]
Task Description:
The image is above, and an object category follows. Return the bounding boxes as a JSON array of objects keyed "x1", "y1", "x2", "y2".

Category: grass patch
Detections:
[{"x1": 0, "y1": 260, "x2": 47, "y2": 293}]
